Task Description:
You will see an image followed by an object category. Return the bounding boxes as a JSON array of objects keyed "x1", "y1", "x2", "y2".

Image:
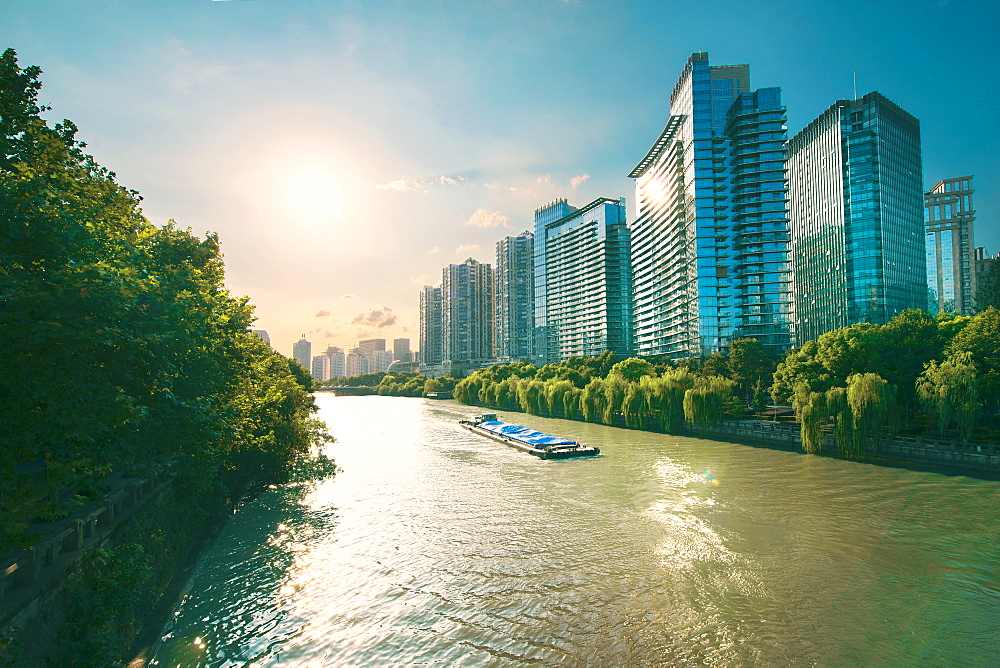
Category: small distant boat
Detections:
[
  {"x1": 425, "y1": 391, "x2": 453, "y2": 400},
  {"x1": 459, "y1": 414, "x2": 600, "y2": 460}
]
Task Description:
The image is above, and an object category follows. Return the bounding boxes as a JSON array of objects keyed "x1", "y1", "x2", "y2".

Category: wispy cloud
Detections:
[
  {"x1": 465, "y1": 208, "x2": 510, "y2": 229},
  {"x1": 340, "y1": 294, "x2": 354, "y2": 299},
  {"x1": 570, "y1": 173, "x2": 591, "y2": 188},
  {"x1": 426, "y1": 246, "x2": 441, "y2": 254},
  {"x1": 351, "y1": 306, "x2": 397, "y2": 328},
  {"x1": 314, "y1": 309, "x2": 330, "y2": 317},
  {"x1": 456, "y1": 243, "x2": 481, "y2": 256},
  {"x1": 410, "y1": 274, "x2": 436, "y2": 286},
  {"x1": 376, "y1": 174, "x2": 470, "y2": 193}
]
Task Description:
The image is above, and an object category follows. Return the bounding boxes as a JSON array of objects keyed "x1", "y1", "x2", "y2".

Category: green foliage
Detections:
[
  {"x1": 917, "y1": 352, "x2": 980, "y2": 441},
  {"x1": 608, "y1": 357, "x2": 655, "y2": 383},
  {"x1": 727, "y1": 337, "x2": 776, "y2": 400},
  {"x1": 975, "y1": 257, "x2": 1000, "y2": 313},
  {"x1": 683, "y1": 376, "x2": 735, "y2": 431},
  {"x1": 946, "y1": 307, "x2": 1000, "y2": 415},
  {"x1": 795, "y1": 385, "x2": 827, "y2": 455},
  {"x1": 846, "y1": 373, "x2": 892, "y2": 458},
  {"x1": 0, "y1": 49, "x2": 331, "y2": 545}
]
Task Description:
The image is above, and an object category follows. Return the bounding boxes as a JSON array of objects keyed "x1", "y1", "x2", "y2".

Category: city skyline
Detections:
[{"x1": 3, "y1": 1, "x2": 998, "y2": 355}]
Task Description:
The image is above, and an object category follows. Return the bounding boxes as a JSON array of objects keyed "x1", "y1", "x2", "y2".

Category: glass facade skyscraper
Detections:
[
  {"x1": 495, "y1": 231, "x2": 534, "y2": 362},
  {"x1": 925, "y1": 176, "x2": 976, "y2": 315},
  {"x1": 629, "y1": 52, "x2": 792, "y2": 360},
  {"x1": 788, "y1": 92, "x2": 925, "y2": 343},
  {"x1": 533, "y1": 197, "x2": 631, "y2": 363}
]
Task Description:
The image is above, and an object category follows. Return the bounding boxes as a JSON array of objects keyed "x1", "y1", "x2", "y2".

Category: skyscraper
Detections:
[
  {"x1": 419, "y1": 286, "x2": 443, "y2": 366},
  {"x1": 788, "y1": 92, "x2": 925, "y2": 343},
  {"x1": 628, "y1": 52, "x2": 792, "y2": 359},
  {"x1": 442, "y1": 258, "x2": 494, "y2": 372},
  {"x1": 925, "y1": 176, "x2": 977, "y2": 315},
  {"x1": 495, "y1": 231, "x2": 534, "y2": 363},
  {"x1": 292, "y1": 334, "x2": 311, "y2": 370},
  {"x1": 533, "y1": 197, "x2": 632, "y2": 363},
  {"x1": 358, "y1": 339, "x2": 386, "y2": 355},
  {"x1": 392, "y1": 338, "x2": 411, "y2": 361}
]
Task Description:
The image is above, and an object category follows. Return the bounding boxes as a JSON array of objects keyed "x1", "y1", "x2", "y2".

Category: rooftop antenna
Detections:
[{"x1": 853, "y1": 71, "x2": 857, "y2": 100}]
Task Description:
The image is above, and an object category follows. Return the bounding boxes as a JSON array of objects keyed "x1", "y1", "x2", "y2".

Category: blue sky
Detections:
[{"x1": 3, "y1": 0, "x2": 998, "y2": 355}]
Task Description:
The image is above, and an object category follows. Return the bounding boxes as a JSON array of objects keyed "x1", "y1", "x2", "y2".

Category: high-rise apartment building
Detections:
[
  {"x1": 629, "y1": 52, "x2": 792, "y2": 359},
  {"x1": 925, "y1": 176, "x2": 976, "y2": 315},
  {"x1": 419, "y1": 286, "x2": 443, "y2": 366},
  {"x1": 442, "y1": 258, "x2": 494, "y2": 371},
  {"x1": 369, "y1": 349, "x2": 394, "y2": 373},
  {"x1": 326, "y1": 345, "x2": 346, "y2": 378},
  {"x1": 533, "y1": 197, "x2": 632, "y2": 363},
  {"x1": 358, "y1": 339, "x2": 386, "y2": 355},
  {"x1": 311, "y1": 355, "x2": 331, "y2": 381},
  {"x1": 392, "y1": 338, "x2": 411, "y2": 361},
  {"x1": 345, "y1": 347, "x2": 370, "y2": 377},
  {"x1": 495, "y1": 231, "x2": 535, "y2": 363},
  {"x1": 292, "y1": 334, "x2": 312, "y2": 370},
  {"x1": 788, "y1": 92, "x2": 925, "y2": 343}
]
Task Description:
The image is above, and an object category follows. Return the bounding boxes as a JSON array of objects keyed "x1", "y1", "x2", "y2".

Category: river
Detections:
[{"x1": 149, "y1": 395, "x2": 1000, "y2": 666}]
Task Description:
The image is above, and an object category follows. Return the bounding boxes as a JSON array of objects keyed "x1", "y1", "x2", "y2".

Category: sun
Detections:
[{"x1": 286, "y1": 170, "x2": 344, "y2": 222}]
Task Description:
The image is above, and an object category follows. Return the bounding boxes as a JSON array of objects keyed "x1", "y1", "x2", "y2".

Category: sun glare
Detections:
[{"x1": 286, "y1": 170, "x2": 344, "y2": 222}]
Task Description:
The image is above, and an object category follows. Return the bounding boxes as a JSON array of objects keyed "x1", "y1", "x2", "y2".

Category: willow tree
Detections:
[
  {"x1": 622, "y1": 382, "x2": 647, "y2": 429},
  {"x1": 916, "y1": 351, "x2": 980, "y2": 441},
  {"x1": 641, "y1": 368, "x2": 696, "y2": 432},
  {"x1": 846, "y1": 373, "x2": 892, "y2": 456},
  {"x1": 545, "y1": 379, "x2": 576, "y2": 418},
  {"x1": 581, "y1": 377, "x2": 605, "y2": 423},
  {"x1": 683, "y1": 376, "x2": 735, "y2": 431},
  {"x1": 562, "y1": 386, "x2": 583, "y2": 420},
  {"x1": 793, "y1": 382, "x2": 827, "y2": 454}
]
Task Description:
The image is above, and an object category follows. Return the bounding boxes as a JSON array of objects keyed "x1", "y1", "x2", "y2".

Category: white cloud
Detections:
[
  {"x1": 465, "y1": 208, "x2": 510, "y2": 229},
  {"x1": 376, "y1": 174, "x2": 470, "y2": 193},
  {"x1": 410, "y1": 274, "x2": 436, "y2": 286},
  {"x1": 426, "y1": 246, "x2": 441, "y2": 254},
  {"x1": 456, "y1": 243, "x2": 481, "y2": 255},
  {"x1": 376, "y1": 178, "x2": 425, "y2": 193},
  {"x1": 569, "y1": 173, "x2": 591, "y2": 189},
  {"x1": 536, "y1": 174, "x2": 552, "y2": 184}
]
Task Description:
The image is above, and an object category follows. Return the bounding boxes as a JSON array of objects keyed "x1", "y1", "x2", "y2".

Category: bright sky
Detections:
[{"x1": 4, "y1": 0, "x2": 998, "y2": 357}]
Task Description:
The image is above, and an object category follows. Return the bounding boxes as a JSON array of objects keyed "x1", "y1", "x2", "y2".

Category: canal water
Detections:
[{"x1": 149, "y1": 395, "x2": 1000, "y2": 666}]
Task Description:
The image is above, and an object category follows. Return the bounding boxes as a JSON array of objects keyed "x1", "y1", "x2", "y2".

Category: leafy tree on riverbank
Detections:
[{"x1": 0, "y1": 49, "x2": 330, "y2": 551}]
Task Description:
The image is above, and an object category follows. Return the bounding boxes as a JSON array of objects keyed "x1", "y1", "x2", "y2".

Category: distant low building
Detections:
[{"x1": 252, "y1": 329, "x2": 270, "y2": 347}]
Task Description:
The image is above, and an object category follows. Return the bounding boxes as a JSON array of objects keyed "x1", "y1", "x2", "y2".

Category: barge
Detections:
[{"x1": 459, "y1": 414, "x2": 600, "y2": 460}]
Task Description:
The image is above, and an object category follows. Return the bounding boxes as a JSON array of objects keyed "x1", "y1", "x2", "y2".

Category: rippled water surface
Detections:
[{"x1": 151, "y1": 396, "x2": 1000, "y2": 666}]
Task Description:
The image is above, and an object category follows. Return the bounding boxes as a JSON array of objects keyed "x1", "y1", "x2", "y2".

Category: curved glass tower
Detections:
[{"x1": 629, "y1": 52, "x2": 792, "y2": 360}]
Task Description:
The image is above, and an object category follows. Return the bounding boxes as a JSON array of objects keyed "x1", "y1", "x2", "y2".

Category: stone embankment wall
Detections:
[
  {"x1": 693, "y1": 421, "x2": 1000, "y2": 474},
  {"x1": 0, "y1": 463, "x2": 189, "y2": 666},
  {"x1": 0, "y1": 466, "x2": 176, "y2": 622}
]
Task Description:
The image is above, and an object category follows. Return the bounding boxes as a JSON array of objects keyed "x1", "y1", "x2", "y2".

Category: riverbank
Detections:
[
  {"x1": 688, "y1": 419, "x2": 1000, "y2": 479},
  {"x1": 0, "y1": 464, "x2": 240, "y2": 667},
  {"x1": 452, "y1": 397, "x2": 1000, "y2": 477}
]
